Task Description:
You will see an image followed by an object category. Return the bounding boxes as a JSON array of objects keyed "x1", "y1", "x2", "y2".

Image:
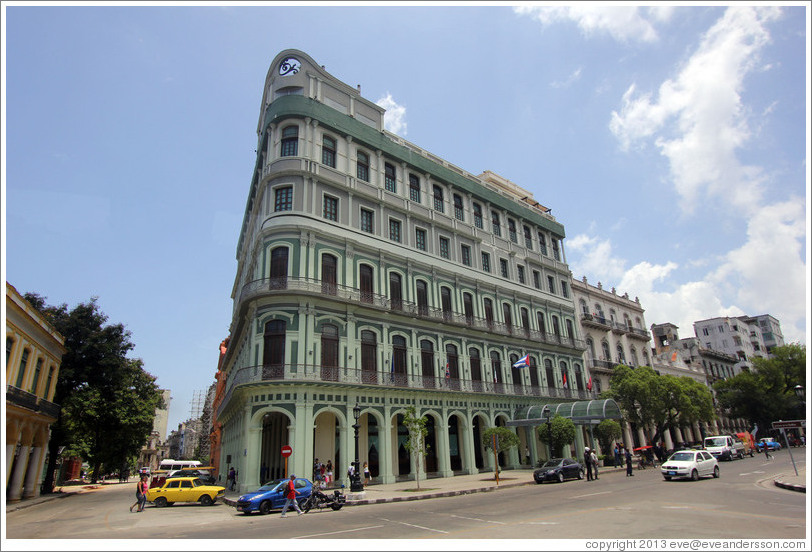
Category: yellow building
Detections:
[{"x1": 5, "y1": 282, "x2": 66, "y2": 501}]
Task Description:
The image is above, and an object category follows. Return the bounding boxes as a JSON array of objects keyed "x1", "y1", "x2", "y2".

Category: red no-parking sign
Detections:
[{"x1": 281, "y1": 445, "x2": 293, "y2": 457}]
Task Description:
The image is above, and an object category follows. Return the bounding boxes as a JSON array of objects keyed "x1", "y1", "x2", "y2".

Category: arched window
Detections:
[
  {"x1": 384, "y1": 163, "x2": 396, "y2": 193},
  {"x1": 595, "y1": 304, "x2": 605, "y2": 321},
  {"x1": 361, "y1": 330, "x2": 377, "y2": 383},
  {"x1": 610, "y1": 309, "x2": 617, "y2": 324},
  {"x1": 560, "y1": 361, "x2": 569, "y2": 389},
  {"x1": 574, "y1": 363, "x2": 584, "y2": 391},
  {"x1": 409, "y1": 174, "x2": 421, "y2": 202},
  {"x1": 6, "y1": 336, "x2": 14, "y2": 367},
  {"x1": 544, "y1": 359, "x2": 555, "y2": 389},
  {"x1": 389, "y1": 272, "x2": 403, "y2": 311},
  {"x1": 643, "y1": 351, "x2": 650, "y2": 366},
  {"x1": 509, "y1": 353, "x2": 522, "y2": 388},
  {"x1": 356, "y1": 151, "x2": 370, "y2": 182},
  {"x1": 463, "y1": 292, "x2": 474, "y2": 325},
  {"x1": 469, "y1": 348, "x2": 483, "y2": 391},
  {"x1": 624, "y1": 314, "x2": 632, "y2": 329},
  {"x1": 529, "y1": 355, "x2": 539, "y2": 388},
  {"x1": 322, "y1": 135, "x2": 336, "y2": 167},
  {"x1": 446, "y1": 344, "x2": 459, "y2": 389},
  {"x1": 421, "y1": 340, "x2": 435, "y2": 388},
  {"x1": 537, "y1": 312, "x2": 546, "y2": 335},
  {"x1": 270, "y1": 247, "x2": 289, "y2": 289},
  {"x1": 630, "y1": 347, "x2": 639, "y2": 367},
  {"x1": 15, "y1": 349, "x2": 30, "y2": 388},
  {"x1": 321, "y1": 254, "x2": 337, "y2": 295},
  {"x1": 473, "y1": 203, "x2": 483, "y2": 228},
  {"x1": 552, "y1": 315, "x2": 561, "y2": 338},
  {"x1": 586, "y1": 338, "x2": 596, "y2": 361},
  {"x1": 616, "y1": 344, "x2": 626, "y2": 364},
  {"x1": 441, "y1": 287, "x2": 452, "y2": 320},
  {"x1": 360, "y1": 264, "x2": 374, "y2": 303},
  {"x1": 392, "y1": 335, "x2": 407, "y2": 384},
  {"x1": 281, "y1": 125, "x2": 298, "y2": 157},
  {"x1": 579, "y1": 299, "x2": 588, "y2": 314},
  {"x1": 502, "y1": 303, "x2": 513, "y2": 333},
  {"x1": 521, "y1": 307, "x2": 530, "y2": 336},
  {"x1": 263, "y1": 320, "x2": 286, "y2": 377},
  {"x1": 433, "y1": 185, "x2": 444, "y2": 212},
  {"x1": 483, "y1": 298, "x2": 494, "y2": 330},
  {"x1": 601, "y1": 341, "x2": 611, "y2": 361},
  {"x1": 321, "y1": 324, "x2": 339, "y2": 381},
  {"x1": 565, "y1": 319, "x2": 574, "y2": 339},
  {"x1": 453, "y1": 194, "x2": 464, "y2": 221},
  {"x1": 416, "y1": 280, "x2": 429, "y2": 316},
  {"x1": 490, "y1": 350, "x2": 503, "y2": 387}
]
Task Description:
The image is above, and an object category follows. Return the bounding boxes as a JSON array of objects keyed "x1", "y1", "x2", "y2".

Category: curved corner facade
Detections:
[{"x1": 218, "y1": 50, "x2": 598, "y2": 492}]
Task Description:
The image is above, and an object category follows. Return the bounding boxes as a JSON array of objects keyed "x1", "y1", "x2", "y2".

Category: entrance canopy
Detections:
[{"x1": 506, "y1": 399, "x2": 622, "y2": 427}]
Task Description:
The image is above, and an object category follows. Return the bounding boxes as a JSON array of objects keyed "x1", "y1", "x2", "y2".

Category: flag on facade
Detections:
[
  {"x1": 671, "y1": 351, "x2": 678, "y2": 362},
  {"x1": 587, "y1": 376, "x2": 593, "y2": 391},
  {"x1": 562, "y1": 372, "x2": 568, "y2": 388},
  {"x1": 445, "y1": 361, "x2": 450, "y2": 379},
  {"x1": 512, "y1": 354, "x2": 530, "y2": 369}
]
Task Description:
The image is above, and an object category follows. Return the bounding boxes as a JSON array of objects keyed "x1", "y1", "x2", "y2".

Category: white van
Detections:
[{"x1": 703, "y1": 435, "x2": 745, "y2": 461}]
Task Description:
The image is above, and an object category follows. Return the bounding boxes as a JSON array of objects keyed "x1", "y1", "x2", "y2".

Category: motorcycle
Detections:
[{"x1": 302, "y1": 487, "x2": 346, "y2": 512}]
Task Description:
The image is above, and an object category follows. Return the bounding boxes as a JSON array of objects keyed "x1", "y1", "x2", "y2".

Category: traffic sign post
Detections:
[
  {"x1": 281, "y1": 445, "x2": 293, "y2": 478},
  {"x1": 771, "y1": 421, "x2": 801, "y2": 476}
]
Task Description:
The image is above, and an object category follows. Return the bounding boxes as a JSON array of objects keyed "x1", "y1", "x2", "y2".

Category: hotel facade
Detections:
[{"x1": 216, "y1": 50, "x2": 609, "y2": 491}]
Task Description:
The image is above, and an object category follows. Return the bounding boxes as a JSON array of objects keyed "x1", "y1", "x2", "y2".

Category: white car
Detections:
[{"x1": 661, "y1": 450, "x2": 719, "y2": 481}]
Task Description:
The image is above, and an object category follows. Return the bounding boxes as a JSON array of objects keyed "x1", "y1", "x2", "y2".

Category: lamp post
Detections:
[
  {"x1": 351, "y1": 402, "x2": 364, "y2": 492},
  {"x1": 542, "y1": 405, "x2": 553, "y2": 460}
]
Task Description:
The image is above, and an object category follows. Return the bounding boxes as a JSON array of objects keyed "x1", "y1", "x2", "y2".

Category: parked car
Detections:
[
  {"x1": 661, "y1": 450, "x2": 719, "y2": 481},
  {"x1": 533, "y1": 458, "x2": 584, "y2": 484},
  {"x1": 170, "y1": 467, "x2": 216, "y2": 485},
  {"x1": 757, "y1": 437, "x2": 782, "y2": 451},
  {"x1": 145, "y1": 476, "x2": 226, "y2": 507},
  {"x1": 235, "y1": 477, "x2": 313, "y2": 514},
  {"x1": 703, "y1": 435, "x2": 745, "y2": 461}
]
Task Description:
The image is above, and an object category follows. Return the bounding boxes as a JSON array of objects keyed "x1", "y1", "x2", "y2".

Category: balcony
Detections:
[
  {"x1": 6, "y1": 385, "x2": 61, "y2": 419},
  {"x1": 238, "y1": 277, "x2": 585, "y2": 350},
  {"x1": 580, "y1": 312, "x2": 610, "y2": 329},
  {"x1": 217, "y1": 364, "x2": 598, "y2": 418}
]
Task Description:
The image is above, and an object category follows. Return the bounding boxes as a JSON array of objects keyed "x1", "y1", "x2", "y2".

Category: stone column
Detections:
[
  {"x1": 436, "y1": 414, "x2": 453, "y2": 477},
  {"x1": 379, "y1": 409, "x2": 396, "y2": 484},
  {"x1": 23, "y1": 444, "x2": 44, "y2": 499},
  {"x1": 462, "y1": 414, "x2": 477, "y2": 475},
  {"x1": 7, "y1": 444, "x2": 31, "y2": 502}
]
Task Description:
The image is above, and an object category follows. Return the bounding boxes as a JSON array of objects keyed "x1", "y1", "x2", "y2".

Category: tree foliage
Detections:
[
  {"x1": 401, "y1": 406, "x2": 429, "y2": 490},
  {"x1": 713, "y1": 344, "x2": 806, "y2": 437},
  {"x1": 24, "y1": 293, "x2": 162, "y2": 490},
  {"x1": 482, "y1": 427, "x2": 520, "y2": 454},
  {"x1": 593, "y1": 419, "x2": 622, "y2": 455},
  {"x1": 537, "y1": 414, "x2": 576, "y2": 457},
  {"x1": 602, "y1": 365, "x2": 715, "y2": 445}
]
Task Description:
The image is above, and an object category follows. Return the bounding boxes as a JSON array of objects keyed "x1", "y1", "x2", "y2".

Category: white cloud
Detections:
[
  {"x1": 550, "y1": 67, "x2": 582, "y2": 89},
  {"x1": 567, "y1": 234, "x2": 627, "y2": 282},
  {"x1": 514, "y1": 5, "x2": 671, "y2": 42},
  {"x1": 609, "y1": 6, "x2": 782, "y2": 214},
  {"x1": 376, "y1": 93, "x2": 407, "y2": 136}
]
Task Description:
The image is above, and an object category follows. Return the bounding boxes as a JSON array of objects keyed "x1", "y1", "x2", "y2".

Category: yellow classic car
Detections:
[{"x1": 145, "y1": 476, "x2": 226, "y2": 507}]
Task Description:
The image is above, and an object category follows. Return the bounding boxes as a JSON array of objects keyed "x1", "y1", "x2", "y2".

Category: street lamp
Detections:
[
  {"x1": 542, "y1": 405, "x2": 553, "y2": 460},
  {"x1": 794, "y1": 385, "x2": 805, "y2": 402},
  {"x1": 351, "y1": 402, "x2": 364, "y2": 492}
]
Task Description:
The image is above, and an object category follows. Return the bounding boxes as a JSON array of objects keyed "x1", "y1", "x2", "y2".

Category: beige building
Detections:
[{"x1": 5, "y1": 282, "x2": 66, "y2": 502}]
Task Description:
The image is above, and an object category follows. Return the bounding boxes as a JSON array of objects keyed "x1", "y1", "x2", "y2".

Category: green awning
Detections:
[{"x1": 506, "y1": 399, "x2": 622, "y2": 427}]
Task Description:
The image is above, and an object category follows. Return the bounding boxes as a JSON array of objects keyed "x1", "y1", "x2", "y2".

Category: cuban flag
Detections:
[
  {"x1": 562, "y1": 372, "x2": 568, "y2": 388},
  {"x1": 445, "y1": 362, "x2": 450, "y2": 379},
  {"x1": 512, "y1": 354, "x2": 530, "y2": 369},
  {"x1": 587, "y1": 376, "x2": 593, "y2": 391}
]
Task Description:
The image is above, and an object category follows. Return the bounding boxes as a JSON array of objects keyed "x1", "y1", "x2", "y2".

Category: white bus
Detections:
[{"x1": 158, "y1": 459, "x2": 202, "y2": 475}]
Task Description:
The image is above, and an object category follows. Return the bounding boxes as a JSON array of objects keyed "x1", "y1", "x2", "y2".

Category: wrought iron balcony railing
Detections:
[
  {"x1": 6, "y1": 385, "x2": 61, "y2": 418},
  {"x1": 217, "y1": 364, "x2": 597, "y2": 418},
  {"x1": 237, "y1": 277, "x2": 585, "y2": 349}
]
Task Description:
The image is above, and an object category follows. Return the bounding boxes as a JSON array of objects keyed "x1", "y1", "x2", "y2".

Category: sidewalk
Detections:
[
  {"x1": 773, "y1": 465, "x2": 806, "y2": 493},
  {"x1": 5, "y1": 479, "x2": 130, "y2": 513}
]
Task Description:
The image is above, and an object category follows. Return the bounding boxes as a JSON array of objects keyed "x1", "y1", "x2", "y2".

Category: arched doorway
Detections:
[
  {"x1": 260, "y1": 411, "x2": 292, "y2": 482},
  {"x1": 472, "y1": 413, "x2": 487, "y2": 471},
  {"x1": 424, "y1": 415, "x2": 438, "y2": 474},
  {"x1": 313, "y1": 409, "x2": 339, "y2": 481},
  {"x1": 448, "y1": 414, "x2": 464, "y2": 472}
]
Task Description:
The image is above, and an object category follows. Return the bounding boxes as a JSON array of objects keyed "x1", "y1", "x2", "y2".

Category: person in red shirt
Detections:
[
  {"x1": 130, "y1": 474, "x2": 149, "y2": 512},
  {"x1": 280, "y1": 474, "x2": 304, "y2": 517}
]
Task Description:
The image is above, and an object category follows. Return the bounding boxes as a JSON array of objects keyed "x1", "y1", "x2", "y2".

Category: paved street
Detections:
[{"x1": 4, "y1": 448, "x2": 807, "y2": 543}]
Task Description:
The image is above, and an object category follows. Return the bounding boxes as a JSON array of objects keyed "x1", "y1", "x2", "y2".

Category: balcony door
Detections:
[
  {"x1": 361, "y1": 330, "x2": 377, "y2": 384},
  {"x1": 320, "y1": 324, "x2": 339, "y2": 381},
  {"x1": 322, "y1": 254, "x2": 337, "y2": 295}
]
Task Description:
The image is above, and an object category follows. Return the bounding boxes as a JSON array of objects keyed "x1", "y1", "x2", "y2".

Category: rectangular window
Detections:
[
  {"x1": 439, "y1": 237, "x2": 450, "y2": 259},
  {"x1": 323, "y1": 196, "x2": 338, "y2": 221},
  {"x1": 31, "y1": 358, "x2": 43, "y2": 394},
  {"x1": 552, "y1": 239, "x2": 561, "y2": 261},
  {"x1": 357, "y1": 151, "x2": 370, "y2": 182},
  {"x1": 281, "y1": 125, "x2": 298, "y2": 157},
  {"x1": 538, "y1": 232, "x2": 548, "y2": 256},
  {"x1": 433, "y1": 185, "x2": 444, "y2": 212},
  {"x1": 415, "y1": 228, "x2": 427, "y2": 251},
  {"x1": 389, "y1": 219, "x2": 401, "y2": 243},
  {"x1": 491, "y1": 211, "x2": 501, "y2": 237},
  {"x1": 461, "y1": 244, "x2": 471, "y2": 266},
  {"x1": 533, "y1": 270, "x2": 541, "y2": 289},
  {"x1": 322, "y1": 135, "x2": 336, "y2": 168},
  {"x1": 274, "y1": 186, "x2": 293, "y2": 212},
  {"x1": 384, "y1": 163, "x2": 396, "y2": 193},
  {"x1": 508, "y1": 219, "x2": 517, "y2": 243},
  {"x1": 524, "y1": 226, "x2": 533, "y2": 249},
  {"x1": 561, "y1": 280, "x2": 569, "y2": 298},
  {"x1": 547, "y1": 275, "x2": 555, "y2": 294},
  {"x1": 409, "y1": 174, "x2": 421, "y2": 202},
  {"x1": 500, "y1": 258, "x2": 509, "y2": 278},
  {"x1": 482, "y1": 252, "x2": 491, "y2": 273},
  {"x1": 361, "y1": 208, "x2": 374, "y2": 233},
  {"x1": 473, "y1": 203, "x2": 483, "y2": 228},
  {"x1": 517, "y1": 265, "x2": 525, "y2": 284},
  {"x1": 453, "y1": 194, "x2": 464, "y2": 221}
]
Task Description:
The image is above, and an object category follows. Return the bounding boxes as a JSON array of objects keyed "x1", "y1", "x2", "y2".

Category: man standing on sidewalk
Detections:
[{"x1": 583, "y1": 448, "x2": 593, "y2": 481}]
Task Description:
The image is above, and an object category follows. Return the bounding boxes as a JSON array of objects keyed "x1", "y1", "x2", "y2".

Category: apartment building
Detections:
[{"x1": 215, "y1": 50, "x2": 613, "y2": 491}]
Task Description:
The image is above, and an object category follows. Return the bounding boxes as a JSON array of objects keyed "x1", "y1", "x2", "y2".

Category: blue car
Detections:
[
  {"x1": 235, "y1": 478, "x2": 313, "y2": 515},
  {"x1": 757, "y1": 438, "x2": 782, "y2": 452}
]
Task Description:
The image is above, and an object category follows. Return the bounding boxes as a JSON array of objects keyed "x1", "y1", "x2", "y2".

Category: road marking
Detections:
[
  {"x1": 378, "y1": 517, "x2": 449, "y2": 534},
  {"x1": 739, "y1": 471, "x2": 765, "y2": 476},
  {"x1": 572, "y1": 491, "x2": 611, "y2": 499},
  {"x1": 523, "y1": 521, "x2": 559, "y2": 525},
  {"x1": 450, "y1": 514, "x2": 505, "y2": 524},
  {"x1": 293, "y1": 525, "x2": 384, "y2": 539},
  {"x1": 662, "y1": 506, "x2": 691, "y2": 509}
]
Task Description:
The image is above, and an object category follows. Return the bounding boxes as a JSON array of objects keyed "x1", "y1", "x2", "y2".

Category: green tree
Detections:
[
  {"x1": 603, "y1": 365, "x2": 715, "y2": 446},
  {"x1": 714, "y1": 344, "x2": 806, "y2": 436},
  {"x1": 537, "y1": 414, "x2": 576, "y2": 457},
  {"x1": 593, "y1": 419, "x2": 622, "y2": 462},
  {"x1": 25, "y1": 294, "x2": 161, "y2": 490},
  {"x1": 401, "y1": 406, "x2": 429, "y2": 490},
  {"x1": 482, "y1": 426, "x2": 520, "y2": 478}
]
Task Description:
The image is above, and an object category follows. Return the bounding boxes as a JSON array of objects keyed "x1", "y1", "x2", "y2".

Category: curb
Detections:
[{"x1": 774, "y1": 478, "x2": 806, "y2": 493}]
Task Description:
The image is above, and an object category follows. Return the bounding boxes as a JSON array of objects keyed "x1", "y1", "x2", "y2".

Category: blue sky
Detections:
[{"x1": 3, "y1": 3, "x2": 809, "y2": 435}]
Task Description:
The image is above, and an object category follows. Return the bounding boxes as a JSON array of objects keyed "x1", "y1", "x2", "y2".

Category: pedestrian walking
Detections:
[
  {"x1": 280, "y1": 474, "x2": 304, "y2": 517},
  {"x1": 363, "y1": 462, "x2": 371, "y2": 487},
  {"x1": 614, "y1": 445, "x2": 621, "y2": 468},
  {"x1": 325, "y1": 460, "x2": 333, "y2": 487},
  {"x1": 583, "y1": 447, "x2": 593, "y2": 481},
  {"x1": 625, "y1": 448, "x2": 634, "y2": 476},
  {"x1": 764, "y1": 445, "x2": 773, "y2": 460},
  {"x1": 130, "y1": 474, "x2": 149, "y2": 512},
  {"x1": 590, "y1": 449, "x2": 599, "y2": 480},
  {"x1": 227, "y1": 467, "x2": 236, "y2": 491}
]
